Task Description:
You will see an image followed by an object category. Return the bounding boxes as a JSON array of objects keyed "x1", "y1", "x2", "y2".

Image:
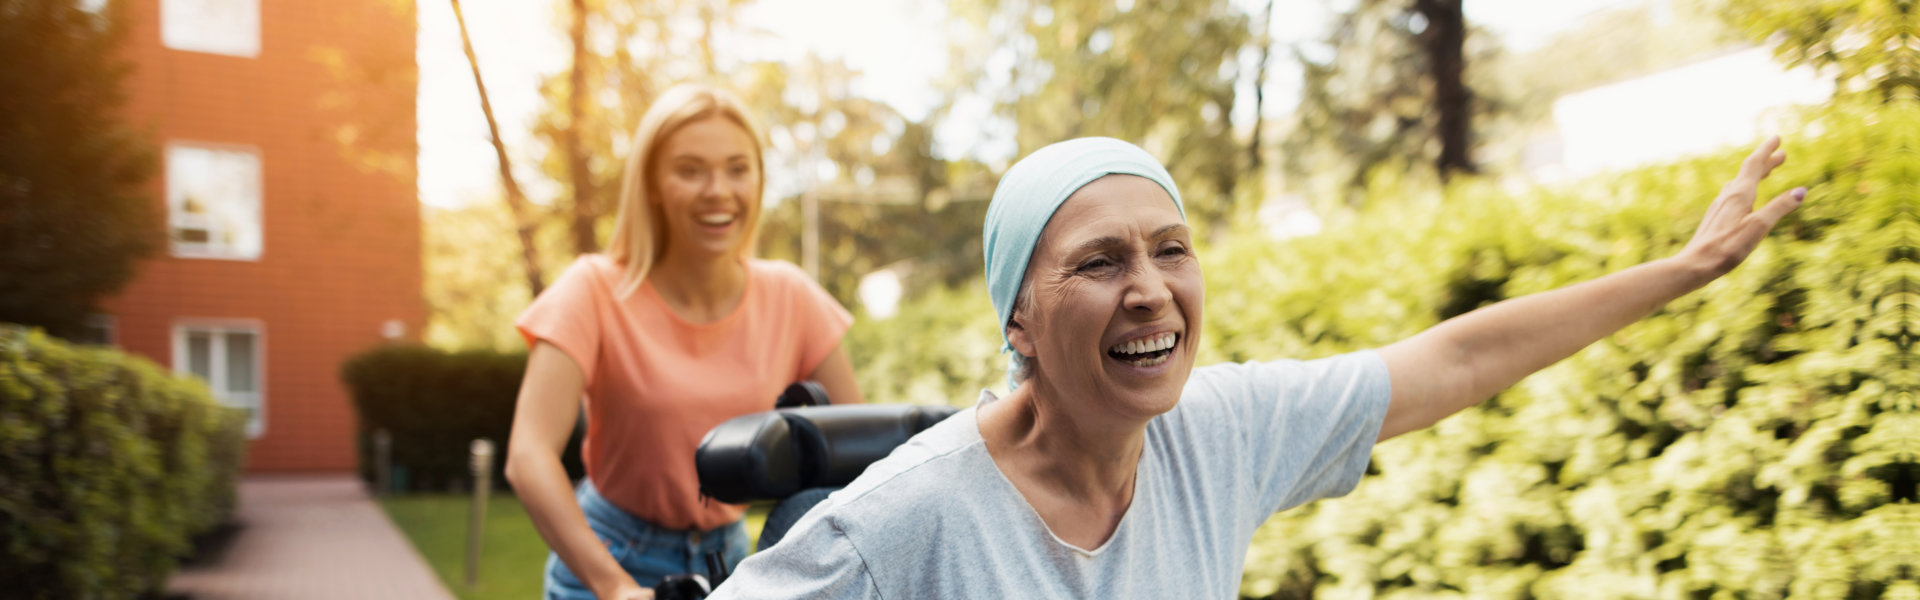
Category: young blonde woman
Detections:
[{"x1": 508, "y1": 83, "x2": 864, "y2": 600}]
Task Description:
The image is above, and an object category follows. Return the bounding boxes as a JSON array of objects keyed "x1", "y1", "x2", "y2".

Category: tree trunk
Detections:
[
  {"x1": 450, "y1": 0, "x2": 545, "y2": 296},
  {"x1": 1248, "y1": 0, "x2": 1274, "y2": 172},
  {"x1": 564, "y1": 0, "x2": 598, "y2": 255},
  {"x1": 1413, "y1": 0, "x2": 1475, "y2": 180}
]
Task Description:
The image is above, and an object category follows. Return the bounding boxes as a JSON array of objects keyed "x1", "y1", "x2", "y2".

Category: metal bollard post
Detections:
[
  {"x1": 373, "y1": 429, "x2": 392, "y2": 496},
  {"x1": 466, "y1": 438, "x2": 494, "y2": 588}
]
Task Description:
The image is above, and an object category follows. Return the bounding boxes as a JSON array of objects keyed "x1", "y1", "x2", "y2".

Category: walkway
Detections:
[{"x1": 165, "y1": 475, "x2": 457, "y2": 600}]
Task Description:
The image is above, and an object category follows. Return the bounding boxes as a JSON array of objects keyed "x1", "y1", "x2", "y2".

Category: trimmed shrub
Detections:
[
  {"x1": 0, "y1": 325, "x2": 246, "y2": 600},
  {"x1": 340, "y1": 345, "x2": 583, "y2": 493}
]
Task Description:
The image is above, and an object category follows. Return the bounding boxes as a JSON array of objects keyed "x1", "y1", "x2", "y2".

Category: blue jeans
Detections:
[{"x1": 543, "y1": 480, "x2": 748, "y2": 600}]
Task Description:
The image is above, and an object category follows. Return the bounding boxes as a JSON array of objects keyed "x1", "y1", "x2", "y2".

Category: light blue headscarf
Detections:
[{"x1": 982, "y1": 137, "x2": 1186, "y2": 389}]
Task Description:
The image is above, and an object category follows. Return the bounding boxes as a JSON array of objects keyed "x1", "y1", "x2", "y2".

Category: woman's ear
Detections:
[{"x1": 1006, "y1": 319, "x2": 1038, "y2": 358}]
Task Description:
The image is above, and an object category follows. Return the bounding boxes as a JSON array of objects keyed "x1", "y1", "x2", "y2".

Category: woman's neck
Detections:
[
  {"x1": 980, "y1": 382, "x2": 1147, "y2": 521},
  {"x1": 646, "y1": 250, "x2": 748, "y2": 324}
]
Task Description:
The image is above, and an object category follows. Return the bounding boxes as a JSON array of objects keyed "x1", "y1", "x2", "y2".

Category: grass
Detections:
[{"x1": 381, "y1": 493, "x2": 769, "y2": 600}]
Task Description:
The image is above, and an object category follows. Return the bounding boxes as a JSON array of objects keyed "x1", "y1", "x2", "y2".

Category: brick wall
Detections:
[{"x1": 103, "y1": 0, "x2": 422, "y2": 472}]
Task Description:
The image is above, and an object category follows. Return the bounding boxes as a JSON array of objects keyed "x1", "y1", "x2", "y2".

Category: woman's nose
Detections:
[
  {"x1": 700, "y1": 168, "x2": 726, "y2": 198},
  {"x1": 1124, "y1": 267, "x2": 1173, "y2": 314}
]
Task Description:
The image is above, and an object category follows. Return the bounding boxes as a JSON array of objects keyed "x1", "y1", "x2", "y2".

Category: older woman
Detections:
[{"x1": 710, "y1": 137, "x2": 1804, "y2": 598}]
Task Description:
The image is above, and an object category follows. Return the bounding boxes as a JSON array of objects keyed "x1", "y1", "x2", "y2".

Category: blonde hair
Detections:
[{"x1": 606, "y1": 83, "x2": 769, "y2": 298}]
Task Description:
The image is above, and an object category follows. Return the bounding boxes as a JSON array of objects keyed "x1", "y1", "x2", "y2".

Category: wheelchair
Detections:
[{"x1": 652, "y1": 383, "x2": 958, "y2": 599}]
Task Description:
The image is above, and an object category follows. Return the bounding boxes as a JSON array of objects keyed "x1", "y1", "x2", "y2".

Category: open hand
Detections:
[{"x1": 1679, "y1": 136, "x2": 1806, "y2": 277}]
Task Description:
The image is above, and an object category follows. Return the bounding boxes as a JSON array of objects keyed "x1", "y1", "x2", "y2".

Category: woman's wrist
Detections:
[
  {"x1": 1662, "y1": 249, "x2": 1730, "y2": 292},
  {"x1": 592, "y1": 577, "x2": 644, "y2": 599}
]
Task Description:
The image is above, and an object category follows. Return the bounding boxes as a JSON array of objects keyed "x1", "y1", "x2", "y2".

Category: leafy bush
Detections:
[
  {"x1": 0, "y1": 325, "x2": 246, "y2": 599},
  {"x1": 340, "y1": 345, "x2": 583, "y2": 493},
  {"x1": 848, "y1": 97, "x2": 1907, "y2": 597}
]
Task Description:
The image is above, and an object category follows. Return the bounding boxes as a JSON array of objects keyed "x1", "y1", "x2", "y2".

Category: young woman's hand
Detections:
[
  {"x1": 1678, "y1": 136, "x2": 1807, "y2": 278},
  {"x1": 601, "y1": 582, "x2": 653, "y2": 600}
]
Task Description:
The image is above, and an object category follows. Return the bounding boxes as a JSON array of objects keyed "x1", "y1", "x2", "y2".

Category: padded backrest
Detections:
[{"x1": 696, "y1": 404, "x2": 960, "y2": 504}]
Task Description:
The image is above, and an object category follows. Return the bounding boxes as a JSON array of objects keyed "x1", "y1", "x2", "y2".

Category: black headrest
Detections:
[{"x1": 696, "y1": 404, "x2": 960, "y2": 504}]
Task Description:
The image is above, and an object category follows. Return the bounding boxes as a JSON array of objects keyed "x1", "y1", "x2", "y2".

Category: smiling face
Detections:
[
  {"x1": 1006, "y1": 174, "x2": 1202, "y2": 422},
  {"x1": 651, "y1": 116, "x2": 761, "y2": 261}
]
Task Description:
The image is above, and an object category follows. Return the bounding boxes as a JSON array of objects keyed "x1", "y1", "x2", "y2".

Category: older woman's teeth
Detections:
[{"x1": 1108, "y1": 333, "x2": 1177, "y2": 366}]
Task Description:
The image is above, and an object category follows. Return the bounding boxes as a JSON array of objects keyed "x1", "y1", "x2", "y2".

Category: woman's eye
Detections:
[
  {"x1": 1159, "y1": 245, "x2": 1189, "y2": 258},
  {"x1": 1076, "y1": 258, "x2": 1115, "y2": 273},
  {"x1": 729, "y1": 165, "x2": 751, "y2": 177},
  {"x1": 676, "y1": 167, "x2": 700, "y2": 179}
]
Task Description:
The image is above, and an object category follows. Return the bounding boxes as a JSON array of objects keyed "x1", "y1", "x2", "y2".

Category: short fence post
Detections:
[
  {"x1": 466, "y1": 438, "x2": 494, "y2": 588},
  {"x1": 373, "y1": 429, "x2": 392, "y2": 496}
]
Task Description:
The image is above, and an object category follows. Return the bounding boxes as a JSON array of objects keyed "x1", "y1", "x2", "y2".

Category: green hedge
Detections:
[
  {"x1": 341, "y1": 345, "x2": 583, "y2": 493},
  {"x1": 0, "y1": 325, "x2": 246, "y2": 600},
  {"x1": 849, "y1": 97, "x2": 1906, "y2": 597}
]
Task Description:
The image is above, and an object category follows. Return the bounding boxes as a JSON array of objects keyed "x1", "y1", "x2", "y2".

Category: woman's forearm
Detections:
[
  {"x1": 1439, "y1": 255, "x2": 1712, "y2": 398},
  {"x1": 508, "y1": 451, "x2": 640, "y2": 598},
  {"x1": 1380, "y1": 254, "x2": 1717, "y2": 438}
]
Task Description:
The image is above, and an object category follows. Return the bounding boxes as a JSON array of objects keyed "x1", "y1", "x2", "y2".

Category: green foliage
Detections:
[
  {"x1": 945, "y1": 0, "x2": 1257, "y2": 231},
  {"x1": 423, "y1": 202, "x2": 537, "y2": 351},
  {"x1": 0, "y1": 325, "x2": 246, "y2": 599},
  {"x1": 1716, "y1": 0, "x2": 1917, "y2": 101},
  {"x1": 0, "y1": 0, "x2": 158, "y2": 340},
  {"x1": 1235, "y1": 100, "x2": 1905, "y2": 598},
  {"x1": 849, "y1": 98, "x2": 1909, "y2": 596},
  {"x1": 845, "y1": 280, "x2": 1007, "y2": 407},
  {"x1": 340, "y1": 345, "x2": 583, "y2": 492}
]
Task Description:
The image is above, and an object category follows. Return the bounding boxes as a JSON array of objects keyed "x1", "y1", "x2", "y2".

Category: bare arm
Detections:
[
  {"x1": 505, "y1": 342, "x2": 649, "y2": 600},
  {"x1": 808, "y1": 343, "x2": 866, "y2": 405},
  {"x1": 1375, "y1": 137, "x2": 1806, "y2": 441}
]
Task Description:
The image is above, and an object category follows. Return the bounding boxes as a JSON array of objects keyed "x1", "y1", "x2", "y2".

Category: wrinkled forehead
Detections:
[{"x1": 1033, "y1": 174, "x2": 1183, "y2": 247}]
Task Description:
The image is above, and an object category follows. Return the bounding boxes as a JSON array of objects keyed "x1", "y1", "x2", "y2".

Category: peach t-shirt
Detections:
[{"x1": 516, "y1": 255, "x2": 853, "y2": 531}]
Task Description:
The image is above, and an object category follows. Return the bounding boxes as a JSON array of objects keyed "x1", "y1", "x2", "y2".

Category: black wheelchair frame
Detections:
[{"x1": 651, "y1": 383, "x2": 958, "y2": 599}]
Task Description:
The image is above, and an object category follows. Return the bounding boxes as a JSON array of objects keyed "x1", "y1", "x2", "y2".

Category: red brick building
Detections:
[{"x1": 101, "y1": 0, "x2": 423, "y2": 472}]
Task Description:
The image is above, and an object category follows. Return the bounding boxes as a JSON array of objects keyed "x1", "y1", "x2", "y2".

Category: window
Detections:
[
  {"x1": 77, "y1": 314, "x2": 115, "y2": 347},
  {"x1": 161, "y1": 0, "x2": 259, "y2": 58},
  {"x1": 167, "y1": 143, "x2": 262, "y2": 260},
  {"x1": 173, "y1": 321, "x2": 265, "y2": 438}
]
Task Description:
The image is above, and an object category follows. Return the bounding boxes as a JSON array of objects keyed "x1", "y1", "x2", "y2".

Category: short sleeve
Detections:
[
  {"x1": 774, "y1": 262, "x2": 854, "y2": 377},
  {"x1": 1183, "y1": 351, "x2": 1391, "y2": 521},
  {"x1": 514, "y1": 258, "x2": 608, "y2": 384},
  {"x1": 708, "y1": 513, "x2": 881, "y2": 600}
]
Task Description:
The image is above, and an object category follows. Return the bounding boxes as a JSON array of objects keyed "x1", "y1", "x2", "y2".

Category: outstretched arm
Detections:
[{"x1": 1374, "y1": 137, "x2": 1806, "y2": 442}]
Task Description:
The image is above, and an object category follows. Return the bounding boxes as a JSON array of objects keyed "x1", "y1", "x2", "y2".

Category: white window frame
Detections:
[
  {"x1": 160, "y1": 0, "x2": 260, "y2": 58},
  {"x1": 172, "y1": 319, "x2": 267, "y2": 439},
  {"x1": 166, "y1": 142, "x2": 263, "y2": 261}
]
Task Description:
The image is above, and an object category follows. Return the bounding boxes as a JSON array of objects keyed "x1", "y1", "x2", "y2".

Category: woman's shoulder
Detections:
[
  {"x1": 550, "y1": 253, "x2": 622, "y2": 289},
  {"x1": 746, "y1": 258, "x2": 809, "y2": 286},
  {"x1": 746, "y1": 258, "x2": 839, "y2": 303},
  {"x1": 816, "y1": 410, "x2": 990, "y2": 522}
]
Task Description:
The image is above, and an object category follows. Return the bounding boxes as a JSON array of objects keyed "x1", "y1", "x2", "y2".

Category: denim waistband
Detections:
[{"x1": 574, "y1": 479, "x2": 740, "y2": 551}]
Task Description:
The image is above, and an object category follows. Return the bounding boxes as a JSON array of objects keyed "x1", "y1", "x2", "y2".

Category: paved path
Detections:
[{"x1": 165, "y1": 475, "x2": 457, "y2": 600}]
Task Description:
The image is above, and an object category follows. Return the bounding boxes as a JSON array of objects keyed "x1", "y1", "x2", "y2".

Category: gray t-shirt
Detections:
[{"x1": 710, "y1": 351, "x2": 1391, "y2": 599}]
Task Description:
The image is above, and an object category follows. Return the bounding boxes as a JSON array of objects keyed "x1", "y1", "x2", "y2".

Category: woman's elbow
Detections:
[{"x1": 502, "y1": 444, "x2": 549, "y2": 490}]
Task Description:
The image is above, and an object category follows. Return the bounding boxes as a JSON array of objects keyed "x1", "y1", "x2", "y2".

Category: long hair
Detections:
[{"x1": 605, "y1": 83, "x2": 768, "y2": 298}]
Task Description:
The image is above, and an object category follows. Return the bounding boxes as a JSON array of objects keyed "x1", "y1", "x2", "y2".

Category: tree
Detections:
[
  {"x1": 449, "y1": 0, "x2": 546, "y2": 296},
  {"x1": 0, "y1": 0, "x2": 156, "y2": 340},
  {"x1": 943, "y1": 0, "x2": 1259, "y2": 233},
  {"x1": 1284, "y1": 0, "x2": 1509, "y2": 203}
]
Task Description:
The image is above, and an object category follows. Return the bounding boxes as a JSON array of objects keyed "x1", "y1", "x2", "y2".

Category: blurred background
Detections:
[{"x1": 1, "y1": 0, "x2": 1911, "y2": 598}]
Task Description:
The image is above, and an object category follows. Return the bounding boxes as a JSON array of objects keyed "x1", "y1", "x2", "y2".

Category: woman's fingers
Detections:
[
  {"x1": 1752, "y1": 187, "x2": 1808, "y2": 230},
  {"x1": 1740, "y1": 136, "x2": 1785, "y2": 182}
]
